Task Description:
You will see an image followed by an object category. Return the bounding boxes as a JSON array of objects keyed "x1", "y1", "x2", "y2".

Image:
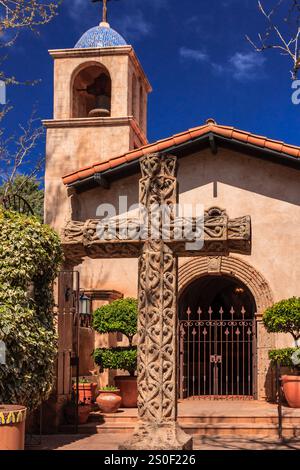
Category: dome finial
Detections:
[{"x1": 92, "y1": 0, "x2": 110, "y2": 26}]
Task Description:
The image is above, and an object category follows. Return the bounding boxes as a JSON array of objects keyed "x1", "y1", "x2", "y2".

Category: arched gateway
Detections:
[{"x1": 178, "y1": 257, "x2": 274, "y2": 400}]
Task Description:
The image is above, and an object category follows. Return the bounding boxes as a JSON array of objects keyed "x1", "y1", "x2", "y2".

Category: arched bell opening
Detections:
[
  {"x1": 178, "y1": 274, "x2": 257, "y2": 400},
  {"x1": 72, "y1": 64, "x2": 112, "y2": 118}
]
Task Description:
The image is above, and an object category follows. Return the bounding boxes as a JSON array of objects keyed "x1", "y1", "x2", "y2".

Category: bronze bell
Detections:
[{"x1": 88, "y1": 94, "x2": 111, "y2": 118}]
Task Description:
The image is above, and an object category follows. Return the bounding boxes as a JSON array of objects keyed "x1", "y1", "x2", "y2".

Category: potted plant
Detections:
[
  {"x1": 64, "y1": 398, "x2": 91, "y2": 425},
  {"x1": 73, "y1": 377, "x2": 97, "y2": 405},
  {"x1": 96, "y1": 386, "x2": 122, "y2": 413},
  {"x1": 269, "y1": 348, "x2": 300, "y2": 407},
  {"x1": 263, "y1": 297, "x2": 300, "y2": 408},
  {"x1": 93, "y1": 298, "x2": 138, "y2": 408}
]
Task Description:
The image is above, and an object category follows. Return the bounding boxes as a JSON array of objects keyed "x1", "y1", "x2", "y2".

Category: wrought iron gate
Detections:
[{"x1": 179, "y1": 306, "x2": 256, "y2": 399}]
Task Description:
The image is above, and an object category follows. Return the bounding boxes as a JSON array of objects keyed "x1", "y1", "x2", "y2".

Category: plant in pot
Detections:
[
  {"x1": 96, "y1": 386, "x2": 122, "y2": 413},
  {"x1": 73, "y1": 377, "x2": 97, "y2": 405},
  {"x1": 64, "y1": 397, "x2": 91, "y2": 425},
  {"x1": 93, "y1": 298, "x2": 138, "y2": 408},
  {"x1": 269, "y1": 347, "x2": 300, "y2": 407},
  {"x1": 263, "y1": 297, "x2": 300, "y2": 408}
]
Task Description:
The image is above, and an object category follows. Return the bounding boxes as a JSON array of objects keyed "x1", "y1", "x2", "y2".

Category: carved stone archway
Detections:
[{"x1": 178, "y1": 256, "x2": 275, "y2": 400}]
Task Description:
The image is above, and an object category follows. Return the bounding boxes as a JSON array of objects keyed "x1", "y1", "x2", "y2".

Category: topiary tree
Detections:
[
  {"x1": 269, "y1": 348, "x2": 299, "y2": 368},
  {"x1": 0, "y1": 209, "x2": 63, "y2": 410},
  {"x1": 263, "y1": 297, "x2": 300, "y2": 346},
  {"x1": 93, "y1": 298, "x2": 138, "y2": 377}
]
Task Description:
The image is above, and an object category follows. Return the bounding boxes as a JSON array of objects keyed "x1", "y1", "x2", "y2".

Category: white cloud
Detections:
[
  {"x1": 64, "y1": 1, "x2": 152, "y2": 41},
  {"x1": 141, "y1": 0, "x2": 169, "y2": 9},
  {"x1": 211, "y1": 63, "x2": 225, "y2": 75},
  {"x1": 179, "y1": 47, "x2": 209, "y2": 62},
  {"x1": 64, "y1": 0, "x2": 87, "y2": 22},
  {"x1": 115, "y1": 10, "x2": 152, "y2": 39},
  {"x1": 229, "y1": 52, "x2": 266, "y2": 80}
]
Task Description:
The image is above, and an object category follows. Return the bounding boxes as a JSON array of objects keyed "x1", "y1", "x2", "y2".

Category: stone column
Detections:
[{"x1": 120, "y1": 153, "x2": 192, "y2": 450}]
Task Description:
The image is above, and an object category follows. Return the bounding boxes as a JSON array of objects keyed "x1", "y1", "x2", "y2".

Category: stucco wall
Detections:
[
  {"x1": 71, "y1": 146, "x2": 300, "y2": 355},
  {"x1": 46, "y1": 144, "x2": 300, "y2": 399}
]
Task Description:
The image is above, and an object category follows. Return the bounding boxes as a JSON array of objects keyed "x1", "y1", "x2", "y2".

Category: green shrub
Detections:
[
  {"x1": 269, "y1": 348, "x2": 298, "y2": 367},
  {"x1": 94, "y1": 348, "x2": 137, "y2": 376},
  {"x1": 93, "y1": 298, "x2": 138, "y2": 345},
  {"x1": 0, "y1": 209, "x2": 63, "y2": 410},
  {"x1": 93, "y1": 298, "x2": 138, "y2": 377},
  {"x1": 100, "y1": 386, "x2": 119, "y2": 392},
  {"x1": 263, "y1": 297, "x2": 300, "y2": 344}
]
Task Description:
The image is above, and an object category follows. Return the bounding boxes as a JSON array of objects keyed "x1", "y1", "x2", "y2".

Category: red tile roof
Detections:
[{"x1": 62, "y1": 120, "x2": 300, "y2": 185}]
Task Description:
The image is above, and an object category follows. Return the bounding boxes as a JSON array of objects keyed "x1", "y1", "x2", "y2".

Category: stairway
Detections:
[{"x1": 60, "y1": 401, "x2": 300, "y2": 440}]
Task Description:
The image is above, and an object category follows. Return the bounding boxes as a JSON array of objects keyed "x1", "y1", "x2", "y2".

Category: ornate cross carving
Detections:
[{"x1": 62, "y1": 152, "x2": 252, "y2": 450}]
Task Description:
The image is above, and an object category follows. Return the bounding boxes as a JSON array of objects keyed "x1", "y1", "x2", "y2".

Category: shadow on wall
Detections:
[{"x1": 178, "y1": 147, "x2": 300, "y2": 207}]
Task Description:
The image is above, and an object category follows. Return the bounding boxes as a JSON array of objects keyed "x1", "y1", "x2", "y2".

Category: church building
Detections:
[{"x1": 43, "y1": 5, "x2": 300, "y2": 449}]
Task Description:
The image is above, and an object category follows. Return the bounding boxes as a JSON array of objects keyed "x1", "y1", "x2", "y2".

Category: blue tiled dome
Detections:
[{"x1": 75, "y1": 23, "x2": 127, "y2": 49}]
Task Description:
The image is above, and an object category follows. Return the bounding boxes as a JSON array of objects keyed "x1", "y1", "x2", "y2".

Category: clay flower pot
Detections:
[
  {"x1": 96, "y1": 390, "x2": 122, "y2": 413},
  {"x1": 0, "y1": 405, "x2": 27, "y2": 450},
  {"x1": 282, "y1": 375, "x2": 300, "y2": 408},
  {"x1": 64, "y1": 403, "x2": 91, "y2": 425},
  {"x1": 73, "y1": 383, "x2": 97, "y2": 405},
  {"x1": 78, "y1": 405, "x2": 92, "y2": 424},
  {"x1": 114, "y1": 376, "x2": 137, "y2": 408}
]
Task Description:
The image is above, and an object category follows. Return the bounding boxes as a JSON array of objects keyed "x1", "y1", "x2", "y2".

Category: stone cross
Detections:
[{"x1": 62, "y1": 152, "x2": 251, "y2": 450}]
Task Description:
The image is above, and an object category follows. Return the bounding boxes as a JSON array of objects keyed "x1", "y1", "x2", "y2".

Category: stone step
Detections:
[
  {"x1": 60, "y1": 421, "x2": 300, "y2": 439},
  {"x1": 89, "y1": 412, "x2": 300, "y2": 426},
  {"x1": 183, "y1": 423, "x2": 300, "y2": 438}
]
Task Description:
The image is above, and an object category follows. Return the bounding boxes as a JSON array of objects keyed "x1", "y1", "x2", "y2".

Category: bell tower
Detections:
[{"x1": 44, "y1": 4, "x2": 151, "y2": 227}]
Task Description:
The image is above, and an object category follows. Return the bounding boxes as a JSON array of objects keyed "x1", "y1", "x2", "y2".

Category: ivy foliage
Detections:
[
  {"x1": 263, "y1": 297, "x2": 300, "y2": 342},
  {"x1": 94, "y1": 348, "x2": 137, "y2": 377},
  {"x1": 93, "y1": 298, "x2": 138, "y2": 377},
  {"x1": 0, "y1": 209, "x2": 63, "y2": 410},
  {"x1": 269, "y1": 348, "x2": 298, "y2": 368}
]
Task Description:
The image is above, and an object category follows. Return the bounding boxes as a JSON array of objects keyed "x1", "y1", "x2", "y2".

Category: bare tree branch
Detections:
[
  {"x1": 0, "y1": 109, "x2": 44, "y2": 197},
  {"x1": 0, "y1": 1, "x2": 60, "y2": 196},
  {"x1": 0, "y1": 1, "x2": 60, "y2": 32},
  {"x1": 247, "y1": 0, "x2": 300, "y2": 79}
]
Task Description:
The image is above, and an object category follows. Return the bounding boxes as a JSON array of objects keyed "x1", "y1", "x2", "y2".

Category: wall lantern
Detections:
[{"x1": 79, "y1": 293, "x2": 91, "y2": 316}]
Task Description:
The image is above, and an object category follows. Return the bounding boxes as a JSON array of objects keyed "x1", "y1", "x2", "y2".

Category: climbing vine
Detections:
[{"x1": 0, "y1": 209, "x2": 63, "y2": 410}]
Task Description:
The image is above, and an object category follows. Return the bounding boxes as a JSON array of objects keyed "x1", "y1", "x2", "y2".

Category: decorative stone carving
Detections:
[
  {"x1": 121, "y1": 154, "x2": 192, "y2": 450},
  {"x1": 61, "y1": 152, "x2": 254, "y2": 448},
  {"x1": 137, "y1": 241, "x2": 177, "y2": 423},
  {"x1": 62, "y1": 211, "x2": 251, "y2": 259}
]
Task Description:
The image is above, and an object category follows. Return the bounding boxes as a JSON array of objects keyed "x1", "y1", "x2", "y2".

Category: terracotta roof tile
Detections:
[
  {"x1": 95, "y1": 162, "x2": 110, "y2": 172},
  {"x1": 232, "y1": 130, "x2": 249, "y2": 142},
  {"x1": 282, "y1": 145, "x2": 299, "y2": 157},
  {"x1": 62, "y1": 122, "x2": 300, "y2": 185},
  {"x1": 248, "y1": 135, "x2": 266, "y2": 147},
  {"x1": 174, "y1": 134, "x2": 190, "y2": 145}
]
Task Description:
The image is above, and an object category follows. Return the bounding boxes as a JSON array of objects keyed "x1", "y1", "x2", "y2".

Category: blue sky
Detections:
[{"x1": 2, "y1": 0, "x2": 300, "y2": 164}]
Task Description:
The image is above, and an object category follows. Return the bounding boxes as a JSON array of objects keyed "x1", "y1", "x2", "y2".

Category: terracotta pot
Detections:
[
  {"x1": 73, "y1": 383, "x2": 97, "y2": 405},
  {"x1": 282, "y1": 375, "x2": 300, "y2": 408},
  {"x1": 96, "y1": 390, "x2": 122, "y2": 414},
  {"x1": 114, "y1": 376, "x2": 137, "y2": 408},
  {"x1": 0, "y1": 405, "x2": 27, "y2": 450},
  {"x1": 64, "y1": 403, "x2": 91, "y2": 425}
]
